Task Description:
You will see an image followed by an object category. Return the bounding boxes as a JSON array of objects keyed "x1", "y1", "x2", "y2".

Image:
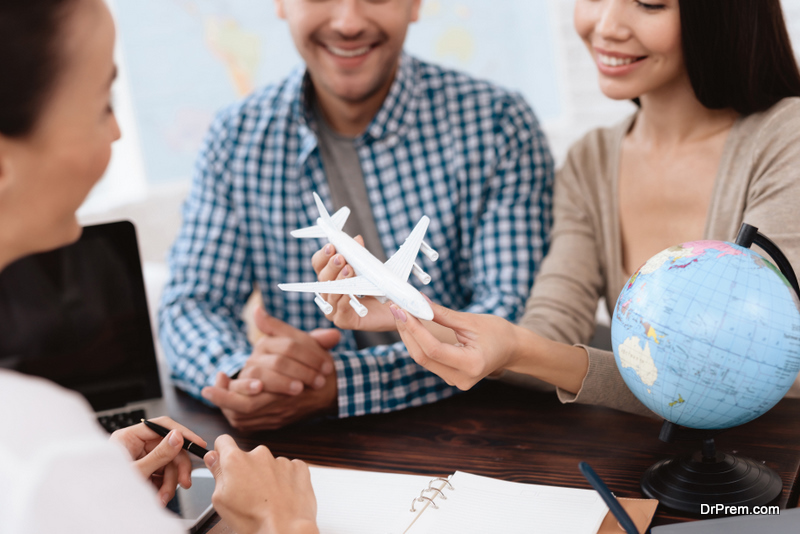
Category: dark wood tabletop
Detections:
[{"x1": 166, "y1": 380, "x2": 800, "y2": 531}]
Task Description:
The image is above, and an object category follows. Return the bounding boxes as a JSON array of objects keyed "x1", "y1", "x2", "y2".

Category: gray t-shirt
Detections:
[{"x1": 313, "y1": 100, "x2": 401, "y2": 349}]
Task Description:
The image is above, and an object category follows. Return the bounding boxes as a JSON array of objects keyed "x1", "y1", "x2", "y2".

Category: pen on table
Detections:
[
  {"x1": 141, "y1": 419, "x2": 211, "y2": 459},
  {"x1": 579, "y1": 461, "x2": 640, "y2": 534}
]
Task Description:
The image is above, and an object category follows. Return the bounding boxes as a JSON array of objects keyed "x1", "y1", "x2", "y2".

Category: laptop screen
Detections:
[{"x1": 0, "y1": 221, "x2": 162, "y2": 411}]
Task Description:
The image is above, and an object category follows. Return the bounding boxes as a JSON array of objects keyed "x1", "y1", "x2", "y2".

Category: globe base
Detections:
[{"x1": 641, "y1": 449, "x2": 782, "y2": 514}]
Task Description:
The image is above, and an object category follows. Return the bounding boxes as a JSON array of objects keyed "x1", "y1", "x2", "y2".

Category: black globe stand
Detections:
[
  {"x1": 735, "y1": 223, "x2": 800, "y2": 298},
  {"x1": 640, "y1": 421, "x2": 782, "y2": 514},
  {"x1": 639, "y1": 223, "x2": 799, "y2": 514}
]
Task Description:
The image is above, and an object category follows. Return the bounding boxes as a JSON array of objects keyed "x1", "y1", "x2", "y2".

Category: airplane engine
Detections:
[
  {"x1": 314, "y1": 292, "x2": 333, "y2": 315},
  {"x1": 412, "y1": 263, "x2": 431, "y2": 285},
  {"x1": 420, "y1": 241, "x2": 439, "y2": 262},
  {"x1": 349, "y1": 295, "x2": 368, "y2": 317}
]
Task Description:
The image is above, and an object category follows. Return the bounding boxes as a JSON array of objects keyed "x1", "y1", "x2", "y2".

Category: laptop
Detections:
[
  {"x1": 0, "y1": 220, "x2": 166, "y2": 432},
  {"x1": 651, "y1": 507, "x2": 800, "y2": 533}
]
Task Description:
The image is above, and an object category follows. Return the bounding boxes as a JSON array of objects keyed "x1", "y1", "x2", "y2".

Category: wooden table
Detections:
[{"x1": 166, "y1": 380, "x2": 800, "y2": 530}]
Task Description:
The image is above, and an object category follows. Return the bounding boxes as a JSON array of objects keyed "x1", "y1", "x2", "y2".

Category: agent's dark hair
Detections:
[
  {"x1": 680, "y1": 0, "x2": 800, "y2": 115},
  {"x1": 0, "y1": 0, "x2": 77, "y2": 137}
]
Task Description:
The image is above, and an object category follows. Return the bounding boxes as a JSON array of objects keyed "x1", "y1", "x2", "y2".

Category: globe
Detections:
[{"x1": 611, "y1": 240, "x2": 800, "y2": 430}]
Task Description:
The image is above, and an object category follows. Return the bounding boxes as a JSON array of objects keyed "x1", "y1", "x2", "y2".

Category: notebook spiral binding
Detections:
[{"x1": 410, "y1": 477, "x2": 454, "y2": 512}]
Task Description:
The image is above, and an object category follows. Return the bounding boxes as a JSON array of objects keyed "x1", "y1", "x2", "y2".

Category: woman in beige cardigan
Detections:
[{"x1": 314, "y1": 0, "x2": 800, "y2": 417}]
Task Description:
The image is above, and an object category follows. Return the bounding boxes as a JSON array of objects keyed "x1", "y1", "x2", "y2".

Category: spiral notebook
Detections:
[
  {"x1": 208, "y1": 466, "x2": 658, "y2": 534},
  {"x1": 308, "y1": 466, "x2": 611, "y2": 534}
]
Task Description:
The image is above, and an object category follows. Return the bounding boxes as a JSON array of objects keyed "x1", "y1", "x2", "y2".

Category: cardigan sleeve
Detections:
[
  {"x1": 738, "y1": 98, "x2": 800, "y2": 397},
  {"x1": 740, "y1": 98, "x2": 800, "y2": 281},
  {"x1": 516, "y1": 136, "x2": 658, "y2": 416},
  {"x1": 517, "y1": 136, "x2": 607, "y2": 346},
  {"x1": 556, "y1": 346, "x2": 657, "y2": 417}
]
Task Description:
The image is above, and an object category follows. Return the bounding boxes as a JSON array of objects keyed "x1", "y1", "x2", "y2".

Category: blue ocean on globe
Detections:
[{"x1": 611, "y1": 240, "x2": 800, "y2": 430}]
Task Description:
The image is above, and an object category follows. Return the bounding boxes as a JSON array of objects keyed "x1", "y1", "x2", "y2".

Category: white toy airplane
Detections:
[{"x1": 278, "y1": 192, "x2": 439, "y2": 321}]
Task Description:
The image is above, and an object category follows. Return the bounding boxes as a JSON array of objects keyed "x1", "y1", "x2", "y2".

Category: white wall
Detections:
[{"x1": 80, "y1": 0, "x2": 800, "y2": 266}]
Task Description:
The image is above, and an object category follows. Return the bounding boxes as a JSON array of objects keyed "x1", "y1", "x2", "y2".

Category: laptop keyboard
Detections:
[{"x1": 97, "y1": 409, "x2": 146, "y2": 433}]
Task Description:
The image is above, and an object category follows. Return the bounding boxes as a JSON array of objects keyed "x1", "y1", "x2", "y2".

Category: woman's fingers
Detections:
[
  {"x1": 204, "y1": 434, "x2": 241, "y2": 483},
  {"x1": 429, "y1": 302, "x2": 470, "y2": 332},
  {"x1": 158, "y1": 461, "x2": 179, "y2": 506},
  {"x1": 133, "y1": 429, "x2": 183, "y2": 479},
  {"x1": 396, "y1": 318, "x2": 463, "y2": 386},
  {"x1": 394, "y1": 306, "x2": 464, "y2": 367},
  {"x1": 174, "y1": 447, "x2": 194, "y2": 490},
  {"x1": 111, "y1": 418, "x2": 206, "y2": 462},
  {"x1": 147, "y1": 416, "x2": 207, "y2": 447},
  {"x1": 394, "y1": 306, "x2": 489, "y2": 390}
]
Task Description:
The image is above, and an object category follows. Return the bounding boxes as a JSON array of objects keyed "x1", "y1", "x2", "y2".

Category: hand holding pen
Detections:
[
  {"x1": 108, "y1": 416, "x2": 208, "y2": 506},
  {"x1": 142, "y1": 418, "x2": 211, "y2": 458}
]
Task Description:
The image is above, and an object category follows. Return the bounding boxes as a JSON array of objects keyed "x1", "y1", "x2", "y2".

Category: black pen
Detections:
[
  {"x1": 142, "y1": 419, "x2": 210, "y2": 459},
  {"x1": 579, "y1": 461, "x2": 639, "y2": 534}
]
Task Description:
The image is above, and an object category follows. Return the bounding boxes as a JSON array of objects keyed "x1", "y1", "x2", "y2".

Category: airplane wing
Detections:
[
  {"x1": 278, "y1": 275, "x2": 385, "y2": 296},
  {"x1": 290, "y1": 206, "x2": 350, "y2": 238},
  {"x1": 330, "y1": 207, "x2": 350, "y2": 231},
  {"x1": 291, "y1": 226, "x2": 327, "y2": 239},
  {"x1": 384, "y1": 216, "x2": 430, "y2": 280}
]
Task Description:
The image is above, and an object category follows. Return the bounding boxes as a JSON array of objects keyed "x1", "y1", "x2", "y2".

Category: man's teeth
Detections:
[
  {"x1": 598, "y1": 54, "x2": 639, "y2": 67},
  {"x1": 327, "y1": 45, "x2": 371, "y2": 58}
]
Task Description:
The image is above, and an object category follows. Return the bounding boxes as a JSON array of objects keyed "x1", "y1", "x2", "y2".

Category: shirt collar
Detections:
[
  {"x1": 290, "y1": 53, "x2": 420, "y2": 147},
  {"x1": 287, "y1": 69, "x2": 319, "y2": 164},
  {"x1": 364, "y1": 53, "x2": 420, "y2": 141}
]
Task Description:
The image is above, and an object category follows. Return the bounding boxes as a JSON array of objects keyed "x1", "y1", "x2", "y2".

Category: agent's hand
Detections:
[
  {"x1": 391, "y1": 302, "x2": 520, "y2": 390},
  {"x1": 204, "y1": 435, "x2": 319, "y2": 534},
  {"x1": 109, "y1": 417, "x2": 207, "y2": 506},
  {"x1": 311, "y1": 237, "x2": 396, "y2": 332}
]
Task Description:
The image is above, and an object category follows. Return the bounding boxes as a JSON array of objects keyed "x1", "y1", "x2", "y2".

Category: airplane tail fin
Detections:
[
  {"x1": 313, "y1": 192, "x2": 332, "y2": 223},
  {"x1": 290, "y1": 193, "x2": 350, "y2": 239}
]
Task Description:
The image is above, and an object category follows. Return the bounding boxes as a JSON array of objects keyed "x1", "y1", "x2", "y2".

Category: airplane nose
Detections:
[{"x1": 414, "y1": 299, "x2": 434, "y2": 321}]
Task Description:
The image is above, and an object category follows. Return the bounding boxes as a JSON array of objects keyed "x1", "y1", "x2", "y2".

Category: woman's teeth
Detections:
[{"x1": 598, "y1": 53, "x2": 640, "y2": 67}]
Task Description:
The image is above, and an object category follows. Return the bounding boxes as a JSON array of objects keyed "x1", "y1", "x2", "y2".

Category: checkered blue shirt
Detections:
[{"x1": 159, "y1": 54, "x2": 554, "y2": 418}]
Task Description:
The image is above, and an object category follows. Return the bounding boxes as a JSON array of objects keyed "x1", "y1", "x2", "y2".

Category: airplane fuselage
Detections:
[{"x1": 318, "y1": 218, "x2": 433, "y2": 321}]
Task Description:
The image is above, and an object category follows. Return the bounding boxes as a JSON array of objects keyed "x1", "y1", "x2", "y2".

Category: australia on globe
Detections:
[{"x1": 612, "y1": 240, "x2": 800, "y2": 430}]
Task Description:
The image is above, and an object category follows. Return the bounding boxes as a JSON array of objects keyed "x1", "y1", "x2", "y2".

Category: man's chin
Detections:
[
  {"x1": 324, "y1": 79, "x2": 393, "y2": 105},
  {"x1": 313, "y1": 57, "x2": 399, "y2": 106}
]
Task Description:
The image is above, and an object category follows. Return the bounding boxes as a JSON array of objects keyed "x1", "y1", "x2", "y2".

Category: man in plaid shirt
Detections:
[{"x1": 159, "y1": 0, "x2": 553, "y2": 430}]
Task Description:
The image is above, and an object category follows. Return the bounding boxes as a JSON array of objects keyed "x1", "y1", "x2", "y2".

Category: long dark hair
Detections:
[
  {"x1": 680, "y1": 0, "x2": 800, "y2": 115},
  {"x1": 0, "y1": 0, "x2": 77, "y2": 137}
]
